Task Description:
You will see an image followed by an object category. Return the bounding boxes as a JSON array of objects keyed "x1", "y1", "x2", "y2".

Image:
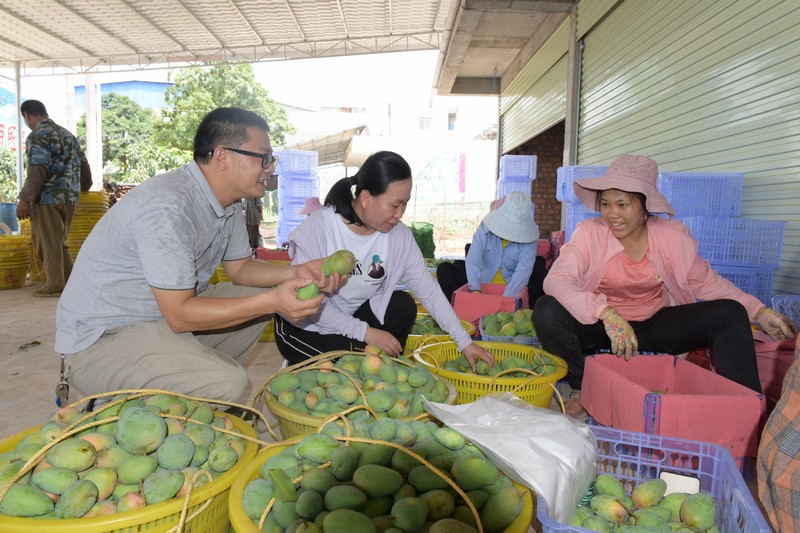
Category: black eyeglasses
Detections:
[{"x1": 223, "y1": 147, "x2": 278, "y2": 169}]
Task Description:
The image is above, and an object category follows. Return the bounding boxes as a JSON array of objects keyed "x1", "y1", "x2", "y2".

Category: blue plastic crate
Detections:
[
  {"x1": 537, "y1": 425, "x2": 771, "y2": 532},
  {"x1": 275, "y1": 149, "x2": 318, "y2": 175},
  {"x1": 277, "y1": 174, "x2": 320, "y2": 203},
  {"x1": 556, "y1": 166, "x2": 608, "y2": 203},
  {"x1": 713, "y1": 264, "x2": 775, "y2": 305},
  {"x1": 276, "y1": 216, "x2": 303, "y2": 246},
  {"x1": 499, "y1": 154, "x2": 537, "y2": 181},
  {"x1": 771, "y1": 294, "x2": 800, "y2": 326},
  {"x1": 478, "y1": 316, "x2": 540, "y2": 346},
  {"x1": 680, "y1": 216, "x2": 786, "y2": 269},
  {"x1": 564, "y1": 202, "x2": 599, "y2": 242},
  {"x1": 495, "y1": 177, "x2": 533, "y2": 199},
  {"x1": 658, "y1": 172, "x2": 743, "y2": 217}
]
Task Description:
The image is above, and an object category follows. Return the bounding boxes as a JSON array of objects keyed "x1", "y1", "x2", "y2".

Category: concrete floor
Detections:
[{"x1": 0, "y1": 279, "x2": 284, "y2": 441}]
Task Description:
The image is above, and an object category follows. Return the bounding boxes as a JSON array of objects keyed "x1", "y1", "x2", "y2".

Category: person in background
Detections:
[
  {"x1": 299, "y1": 196, "x2": 323, "y2": 216},
  {"x1": 534, "y1": 154, "x2": 796, "y2": 417},
  {"x1": 55, "y1": 107, "x2": 342, "y2": 403},
  {"x1": 16, "y1": 99, "x2": 92, "y2": 297},
  {"x1": 274, "y1": 150, "x2": 494, "y2": 371},
  {"x1": 758, "y1": 339, "x2": 800, "y2": 532},
  {"x1": 436, "y1": 191, "x2": 546, "y2": 307},
  {"x1": 244, "y1": 195, "x2": 264, "y2": 250}
]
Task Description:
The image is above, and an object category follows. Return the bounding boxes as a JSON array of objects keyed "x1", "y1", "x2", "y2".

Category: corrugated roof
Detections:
[{"x1": 0, "y1": 0, "x2": 451, "y2": 75}]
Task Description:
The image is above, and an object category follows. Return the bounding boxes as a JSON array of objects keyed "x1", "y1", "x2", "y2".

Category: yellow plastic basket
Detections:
[
  {"x1": 0, "y1": 415, "x2": 259, "y2": 532},
  {"x1": 214, "y1": 265, "x2": 231, "y2": 283},
  {"x1": 228, "y1": 443, "x2": 534, "y2": 533},
  {"x1": 403, "y1": 315, "x2": 477, "y2": 355},
  {"x1": 258, "y1": 317, "x2": 275, "y2": 342},
  {"x1": 413, "y1": 341, "x2": 568, "y2": 407},
  {"x1": 263, "y1": 377, "x2": 457, "y2": 440},
  {"x1": 0, "y1": 265, "x2": 28, "y2": 290}
]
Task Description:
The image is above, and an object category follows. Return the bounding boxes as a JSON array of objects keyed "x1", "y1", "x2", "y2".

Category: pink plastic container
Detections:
[
  {"x1": 451, "y1": 283, "x2": 528, "y2": 324},
  {"x1": 255, "y1": 248, "x2": 290, "y2": 262},
  {"x1": 580, "y1": 354, "x2": 766, "y2": 461}
]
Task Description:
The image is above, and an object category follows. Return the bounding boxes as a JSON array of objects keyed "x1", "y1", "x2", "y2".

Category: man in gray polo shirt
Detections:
[{"x1": 55, "y1": 107, "x2": 340, "y2": 403}]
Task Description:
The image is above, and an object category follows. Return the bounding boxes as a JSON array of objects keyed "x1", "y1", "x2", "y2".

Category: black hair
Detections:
[
  {"x1": 20, "y1": 100, "x2": 47, "y2": 117},
  {"x1": 193, "y1": 107, "x2": 270, "y2": 163},
  {"x1": 595, "y1": 190, "x2": 651, "y2": 217},
  {"x1": 324, "y1": 151, "x2": 412, "y2": 226}
]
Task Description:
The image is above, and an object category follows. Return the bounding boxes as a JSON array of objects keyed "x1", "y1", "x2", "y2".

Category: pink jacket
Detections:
[{"x1": 544, "y1": 217, "x2": 766, "y2": 324}]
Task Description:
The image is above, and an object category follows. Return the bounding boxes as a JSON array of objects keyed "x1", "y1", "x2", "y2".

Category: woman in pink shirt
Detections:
[{"x1": 533, "y1": 155, "x2": 796, "y2": 416}]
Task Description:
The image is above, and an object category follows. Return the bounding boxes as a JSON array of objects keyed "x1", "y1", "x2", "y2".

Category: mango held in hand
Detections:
[
  {"x1": 297, "y1": 250, "x2": 356, "y2": 300},
  {"x1": 322, "y1": 250, "x2": 357, "y2": 276},
  {"x1": 296, "y1": 282, "x2": 321, "y2": 300}
]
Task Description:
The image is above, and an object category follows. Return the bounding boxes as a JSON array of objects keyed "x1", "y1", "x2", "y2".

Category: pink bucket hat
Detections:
[
  {"x1": 299, "y1": 197, "x2": 323, "y2": 215},
  {"x1": 573, "y1": 154, "x2": 675, "y2": 216}
]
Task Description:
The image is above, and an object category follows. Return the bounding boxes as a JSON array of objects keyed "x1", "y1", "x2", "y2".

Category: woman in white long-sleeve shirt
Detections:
[{"x1": 275, "y1": 150, "x2": 494, "y2": 370}]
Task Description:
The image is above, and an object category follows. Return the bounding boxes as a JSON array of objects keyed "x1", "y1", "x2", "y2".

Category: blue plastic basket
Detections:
[
  {"x1": 713, "y1": 264, "x2": 775, "y2": 305},
  {"x1": 556, "y1": 166, "x2": 608, "y2": 203},
  {"x1": 771, "y1": 294, "x2": 800, "y2": 326},
  {"x1": 478, "y1": 315, "x2": 540, "y2": 346},
  {"x1": 277, "y1": 174, "x2": 320, "y2": 202},
  {"x1": 275, "y1": 149, "x2": 318, "y2": 175},
  {"x1": 564, "y1": 202, "x2": 599, "y2": 242},
  {"x1": 496, "y1": 177, "x2": 533, "y2": 199},
  {"x1": 680, "y1": 216, "x2": 786, "y2": 269},
  {"x1": 276, "y1": 216, "x2": 303, "y2": 246},
  {"x1": 500, "y1": 154, "x2": 537, "y2": 181},
  {"x1": 658, "y1": 172, "x2": 743, "y2": 217},
  {"x1": 537, "y1": 425, "x2": 771, "y2": 533}
]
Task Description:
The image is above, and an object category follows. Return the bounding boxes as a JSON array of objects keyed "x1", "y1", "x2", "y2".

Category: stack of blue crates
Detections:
[
  {"x1": 555, "y1": 165, "x2": 608, "y2": 241},
  {"x1": 496, "y1": 155, "x2": 537, "y2": 199},
  {"x1": 660, "y1": 171, "x2": 785, "y2": 305},
  {"x1": 275, "y1": 150, "x2": 319, "y2": 246}
]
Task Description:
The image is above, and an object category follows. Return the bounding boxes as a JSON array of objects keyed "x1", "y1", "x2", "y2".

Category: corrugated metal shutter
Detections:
[
  {"x1": 578, "y1": 0, "x2": 800, "y2": 295},
  {"x1": 576, "y1": 0, "x2": 618, "y2": 38},
  {"x1": 499, "y1": 19, "x2": 569, "y2": 153}
]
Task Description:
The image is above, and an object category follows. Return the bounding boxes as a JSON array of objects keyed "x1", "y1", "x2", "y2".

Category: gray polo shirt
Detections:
[{"x1": 55, "y1": 161, "x2": 251, "y2": 354}]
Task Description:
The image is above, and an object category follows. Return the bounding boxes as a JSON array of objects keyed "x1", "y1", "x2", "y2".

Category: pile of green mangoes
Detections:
[
  {"x1": 268, "y1": 353, "x2": 450, "y2": 419},
  {"x1": 411, "y1": 315, "x2": 447, "y2": 336},
  {"x1": 442, "y1": 352, "x2": 560, "y2": 379},
  {"x1": 0, "y1": 393, "x2": 247, "y2": 520},
  {"x1": 481, "y1": 310, "x2": 536, "y2": 340},
  {"x1": 569, "y1": 473, "x2": 718, "y2": 532},
  {"x1": 242, "y1": 414, "x2": 525, "y2": 532}
]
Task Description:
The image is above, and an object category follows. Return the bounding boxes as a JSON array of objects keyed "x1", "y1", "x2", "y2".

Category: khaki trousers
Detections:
[
  {"x1": 31, "y1": 203, "x2": 76, "y2": 291},
  {"x1": 66, "y1": 283, "x2": 272, "y2": 403}
]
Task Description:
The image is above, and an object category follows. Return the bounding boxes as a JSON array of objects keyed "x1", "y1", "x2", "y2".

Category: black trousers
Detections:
[
  {"x1": 532, "y1": 295, "x2": 762, "y2": 392},
  {"x1": 275, "y1": 290, "x2": 417, "y2": 365},
  {"x1": 436, "y1": 256, "x2": 548, "y2": 309}
]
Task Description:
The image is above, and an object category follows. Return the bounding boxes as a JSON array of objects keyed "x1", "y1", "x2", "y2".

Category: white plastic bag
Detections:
[{"x1": 424, "y1": 393, "x2": 597, "y2": 523}]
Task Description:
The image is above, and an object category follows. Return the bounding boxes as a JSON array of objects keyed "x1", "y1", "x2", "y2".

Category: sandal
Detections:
[{"x1": 564, "y1": 390, "x2": 587, "y2": 419}]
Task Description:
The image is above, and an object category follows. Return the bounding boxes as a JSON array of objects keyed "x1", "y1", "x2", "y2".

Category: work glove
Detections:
[
  {"x1": 755, "y1": 307, "x2": 798, "y2": 341},
  {"x1": 600, "y1": 307, "x2": 638, "y2": 361}
]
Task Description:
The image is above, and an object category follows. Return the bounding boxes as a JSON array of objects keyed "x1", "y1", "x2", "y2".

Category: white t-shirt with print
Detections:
[{"x1": 323, "y1": 209, "x2": 389, "y2": 315}]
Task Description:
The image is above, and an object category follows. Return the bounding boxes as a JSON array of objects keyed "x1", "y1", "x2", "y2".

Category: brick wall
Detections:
[{"x1": 505, "y1": 121, "x2": 564, "y2": 238}]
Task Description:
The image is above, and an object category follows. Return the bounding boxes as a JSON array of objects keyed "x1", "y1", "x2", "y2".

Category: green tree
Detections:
[
  {"x1": 79, "y1": 92, "x2": 192, "y2": 184},
  {"x1": 155, "y1": 63, "x2": 294, "y2": 150},
  {"x1": 0, "y1": 147, "x2": 18, "y2": 202}
]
